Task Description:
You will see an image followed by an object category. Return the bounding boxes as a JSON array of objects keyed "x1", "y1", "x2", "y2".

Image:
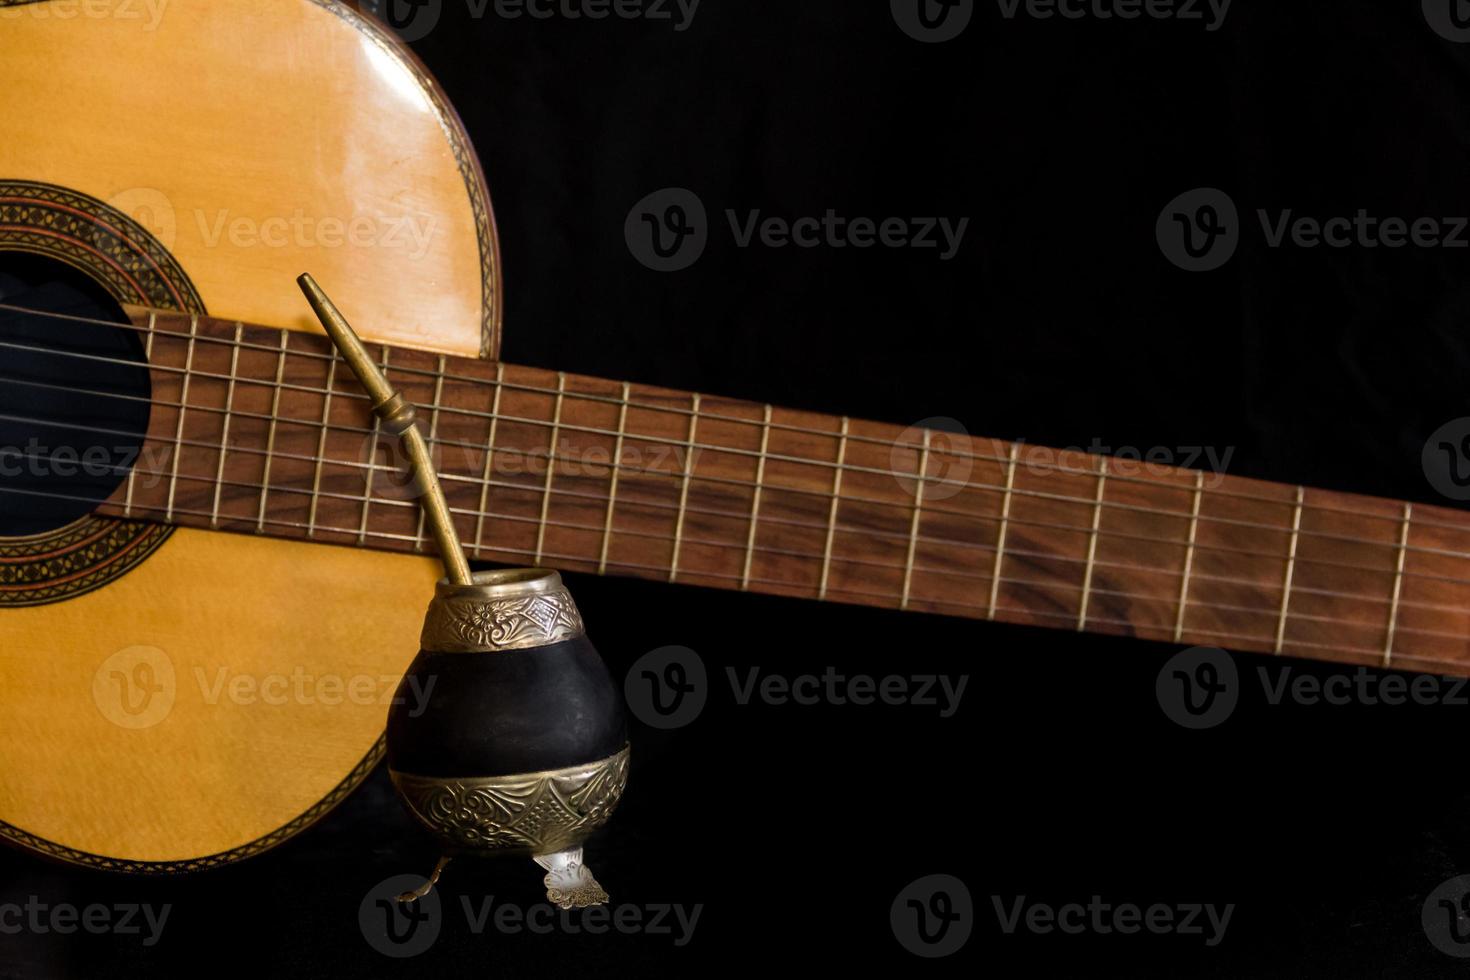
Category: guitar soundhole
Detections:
[{"x1": 0, "y1": 254, "x2": 150, "y2": 538}]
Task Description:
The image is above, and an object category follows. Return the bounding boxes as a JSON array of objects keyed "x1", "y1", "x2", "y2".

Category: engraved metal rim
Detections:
[
  {"x1": 421, "y1": 569, "x2": 586, "y2": 653},
  {"x1": 389, "y1": 744, "x2": 630, "y2": 857},
  {"x1": 436, "y1": 568, "x2": 564, "y2": 600}
]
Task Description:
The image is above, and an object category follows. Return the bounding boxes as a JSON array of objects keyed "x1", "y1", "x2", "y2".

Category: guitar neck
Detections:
[{"x1": 101, "y1": 310, "x2": 1470, "y2": 677}]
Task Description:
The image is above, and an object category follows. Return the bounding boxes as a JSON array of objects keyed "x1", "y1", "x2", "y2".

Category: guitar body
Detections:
[{"x1": 0, "y1": 0, "x2": 501, "y2": 868}]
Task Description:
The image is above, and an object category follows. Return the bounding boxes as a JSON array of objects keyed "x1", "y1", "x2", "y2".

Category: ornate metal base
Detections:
[{"x1": 535, "y1": 848, "x2": 608, "y2": 909}]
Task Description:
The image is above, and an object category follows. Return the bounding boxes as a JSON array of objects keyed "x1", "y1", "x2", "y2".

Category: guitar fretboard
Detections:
[{"x1": 100, "y1": 311, "x2": 1470, "y2": 677}]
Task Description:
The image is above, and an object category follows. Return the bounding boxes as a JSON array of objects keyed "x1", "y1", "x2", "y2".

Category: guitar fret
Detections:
[
  {"x1": 818, "y1": 417, "x2": 851, "y2": 600},
  {"x1": 165, "y1": 315, "x2": 200, "y2": 523},
  {"x1": 1385, "y1": 501, "x2": 1412, "y2": 666},
  {"x1": 210, "y1": 323, "x2": 245, "y2": 528},
  {"x1": 1174, "y1": 470, "x2": 1206, "y2": 642},
  {"x1": 669, "y1": 393, "x2": 701, "y2": 583},
  {"x1": 473, "y1": 362, "x2": 505, "y2": 559},
  {"x1": 415, "y1": 355, "x2": 448, "y2": 553},
  {"x1": 740, "y1": 405, "x2": 773, "y2": 591},
  {"x1": 533, "y1": 372, "x2": 566, "y2": 565},
  {"x1": 124, "y1": 311, "x2": 158, "y2": 518},
  {"x1": 987, "y1": 442, "x2": 1020, "y2": 620},
  {"x1": 598, "y1": 382, "x2": 631, "y2": 575},
  {"x1": 358, "y1": 347, "x2": 389, "y2": 545},
  {"x1": 1273, "y1": 485, "x2": 1304, "y2": 654},
  {"x1": 255, "y1": 330, "x2": 290, "y2": 533},
  {"x1": 1076, "y1": 456, "x2": 1108, "y2": 630},
  {"x1": 899, "y1": 429, "x2": 932, "y2": 611},
  {"x1": 306, "y1": 356, "x2": 337, "y2": 538}
]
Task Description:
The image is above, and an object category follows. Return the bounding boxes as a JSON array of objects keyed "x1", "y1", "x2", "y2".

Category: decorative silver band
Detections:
[
  {"x1": 420, "y1": 568, "x2": 586, "y2": 653},
  {"x1": 389, "y1": 745, "x2": 630, "y2": 856}
]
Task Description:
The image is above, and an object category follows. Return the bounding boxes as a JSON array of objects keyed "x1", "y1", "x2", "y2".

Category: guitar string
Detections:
[
  {"x1": 0, "y1": 334, "x2": 1459, "y2": 568},
  {"x1": 0, "y1": 476, "x2": 1454, "y2": 660},
  {"x1": 0, "y1": 301, "x2": 1442, "y2": 530},
  {"x1": 0, "y1": 389, "x2": 1460, "y2": 597},
  {"x1": 6, "y1": 434, "x2": 1470, "y2": 646}
]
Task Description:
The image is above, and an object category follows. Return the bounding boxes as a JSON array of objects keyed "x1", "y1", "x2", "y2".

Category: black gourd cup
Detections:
[
  {"x1": 296, "y1": 276, "x2": 629, "y2": 910},
  {"x1": 386, "y1": 570, "x2": 628, "y2": 909}
]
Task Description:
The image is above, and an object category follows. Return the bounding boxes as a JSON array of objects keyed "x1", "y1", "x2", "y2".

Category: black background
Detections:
[{"x1": 9, "y1": 0, "x2": 1470, "y2": 975}]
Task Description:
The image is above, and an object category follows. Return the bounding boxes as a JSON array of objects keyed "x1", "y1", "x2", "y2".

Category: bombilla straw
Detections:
[{"x1": 296, "y1": 273, "x2": 474, "y2": 586}]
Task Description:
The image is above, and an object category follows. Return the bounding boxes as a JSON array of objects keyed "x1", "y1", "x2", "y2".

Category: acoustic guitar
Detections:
[{"x1": 3, "y1": 0, "x2": 1469, "y2": 873}]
